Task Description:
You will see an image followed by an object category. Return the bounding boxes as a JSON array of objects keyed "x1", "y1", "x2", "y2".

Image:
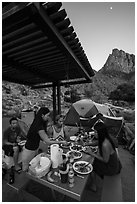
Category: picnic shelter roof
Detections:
[{"x1": 2, "y1": 2, "x2": 95, "y2": 88}]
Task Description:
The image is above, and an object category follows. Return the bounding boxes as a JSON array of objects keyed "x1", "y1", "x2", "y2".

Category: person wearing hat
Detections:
[
  {"x1": 86, "y1": 120, "x2": 122, "y2": 191},
  {"x1": 22, "y1": 107, "x2": 68, "y2": 171}
]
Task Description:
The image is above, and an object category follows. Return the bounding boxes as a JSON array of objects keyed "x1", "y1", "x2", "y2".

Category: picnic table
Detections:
[{"x1": 26, "y1": 144, "x2": 94, "y2": 201}]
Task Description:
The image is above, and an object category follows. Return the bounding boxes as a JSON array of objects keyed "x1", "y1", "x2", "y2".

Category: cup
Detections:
[
  {"x1": 50, "y1": 144, "x2": 59, "y2": 168},
  {"x1": 59, "y1": 163, "x2": 68, "y2": 183}
]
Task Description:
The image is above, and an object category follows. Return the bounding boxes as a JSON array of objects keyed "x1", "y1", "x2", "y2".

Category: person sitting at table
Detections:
[
  {"x1": 86, "y1": 120, "x2": 122, "y2": 192},
  {"x1": 22, "y1": 107, "x2": 68, "y2": 171},
  {"x1": 3, "y1": 117, "x2": 24, "y2": 172},
  {"x1": 47, "y1": 114, "x2": 69, "y2": 141}
]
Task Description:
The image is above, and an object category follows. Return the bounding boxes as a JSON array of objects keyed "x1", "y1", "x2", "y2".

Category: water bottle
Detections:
[{"x1": 68, "y1": 169, "x2": 74, "y2": 188}]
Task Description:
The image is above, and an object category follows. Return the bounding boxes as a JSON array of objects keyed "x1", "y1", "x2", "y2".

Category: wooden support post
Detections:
[
  {"x1": 52, "y1": 83, "x2": 56, "y2": 123},
  {"x1": 57, "y1": 81, "x2": 61, "y2": 115}
]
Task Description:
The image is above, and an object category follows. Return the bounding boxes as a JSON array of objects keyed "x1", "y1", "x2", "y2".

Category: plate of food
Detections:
[
  {"x1": 18, "y1": 140, "x2": 26, "y2": 146},
  {"x1": 73, "y1": 161, "x2": 93, "y2": 175},
  {"x1": 70, "y1": 144, "x2": 83, "y2": 152},
  {"x1": 70, "y1": 136, "x2": 77, "y2": 142},
  {"x1": 67, "y1": 150, "x2": 82, "y2": 160},
  {"x1": 83, "y1": 146, "x2": 98, "y2": 154}
]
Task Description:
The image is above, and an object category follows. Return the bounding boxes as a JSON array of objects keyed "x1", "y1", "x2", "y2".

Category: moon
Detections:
[{"x1": 110, "y1": 7, "x2": 113, "y2": 10}]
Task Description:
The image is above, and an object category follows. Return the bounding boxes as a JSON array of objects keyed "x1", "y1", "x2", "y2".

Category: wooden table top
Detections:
[{"x1": 26, "y1": 150, "x2": 94, "y2": 201}]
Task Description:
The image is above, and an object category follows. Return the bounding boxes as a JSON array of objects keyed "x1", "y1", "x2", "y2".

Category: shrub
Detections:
[{"x1": 109, "y1": 83, "x2": 135, "y2": 102}]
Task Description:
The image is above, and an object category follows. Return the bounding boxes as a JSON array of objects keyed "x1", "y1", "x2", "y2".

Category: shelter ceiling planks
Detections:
[{"x1": 3, "y1": 2, "x2": 95, "y2": 87}]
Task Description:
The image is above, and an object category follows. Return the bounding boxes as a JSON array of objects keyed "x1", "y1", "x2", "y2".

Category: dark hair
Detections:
[
  {"x1": 27, "y1": 107, "x2": 50, "y2": 135},
  {"x1": 55, "y1": 114, "x2": 63, "y2": 123},
  {"x1": 94, "y1": 121, "x2": 115, "y2": 156},
  {"x1": 9, "y1": 117, "x2": 18, "y2": 124}
]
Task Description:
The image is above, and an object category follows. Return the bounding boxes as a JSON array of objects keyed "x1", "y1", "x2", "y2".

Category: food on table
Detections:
[
  {"x1": 75, "y1": 163, "x2": 89, "y2": 173},
  {"x1": 70, "y1": 144, "x2": 83, "y2": 152},
  {"x1": 73, "y1": 161, "x2": 93, "y2": 174},
  {"x1": 83, "y1": 146, "x2": 98, "y2": 154},
  {"x1": 67, "y1": 150, "x2": 82, "y2": 160}
]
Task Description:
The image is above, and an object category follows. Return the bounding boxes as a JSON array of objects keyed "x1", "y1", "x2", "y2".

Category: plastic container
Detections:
[{"x1": 29, "y1": 153, "x2": 51, "y2": 178}]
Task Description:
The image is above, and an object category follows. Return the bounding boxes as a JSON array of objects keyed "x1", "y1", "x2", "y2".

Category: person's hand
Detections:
[
  {"x1": 85, "y1": 146, "x2": 94, "y2": 155},
  {"x1": 16, "y1": 136, "x2": 21, "y2": 143}
]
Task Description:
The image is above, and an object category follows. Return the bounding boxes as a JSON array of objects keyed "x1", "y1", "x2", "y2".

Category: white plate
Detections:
[
  {"x1": 67, "y1": 150, "x2": 82, "y2": 160},
  {"x1": 70, "y1": 136, "x2": 77, "y2": 141},
  {"x1": 70, "y1": 144, "x2": 83, "y2": 152},
  {"x1": 73, "y1": 161, "x2": 93, "y2": 175},
  {"x1": 18, "y1": 140, "x2": 26, "y2": 146}
]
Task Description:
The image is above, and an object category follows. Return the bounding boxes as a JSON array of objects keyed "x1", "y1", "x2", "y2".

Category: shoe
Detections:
[
  {"x1": 9, "y1": 171, "x2": 15, "y2": 184},
  {"x1": 9, "y1": 176, "x2": 14, "y2": 184}
]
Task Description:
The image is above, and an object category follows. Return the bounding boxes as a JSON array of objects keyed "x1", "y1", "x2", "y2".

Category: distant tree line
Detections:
[{"x1": 109, "y1": 83, "x2": 135, "y2": 102}]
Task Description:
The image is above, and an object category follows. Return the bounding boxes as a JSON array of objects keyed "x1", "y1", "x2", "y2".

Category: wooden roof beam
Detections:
[
  {"x1": 31, "y1": 78, "x2": 92, "y2": 89},
  {"x1": 3, "y1": 56, "x2": 55, "y2": 82},
  {"x1": 14, "y1": 46, "x2": 57, "y2": 60},
  {"x1": 23, "y1": 54, "x2": 65, "y2": 66},
  {"x1": 8, "y1": 42, "x2": 54, "y2": 58},
  {"x1": 31, "y1": 3, "x2": 93, "y2": 80},
  {"x1": 18, "y1": 50, "x2": 61, "y2": 63}
]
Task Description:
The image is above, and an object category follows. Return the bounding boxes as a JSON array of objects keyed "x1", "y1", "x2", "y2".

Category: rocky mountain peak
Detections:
[{"x1": 101, "y1": 48, "x2": 135, "y2": 74}]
